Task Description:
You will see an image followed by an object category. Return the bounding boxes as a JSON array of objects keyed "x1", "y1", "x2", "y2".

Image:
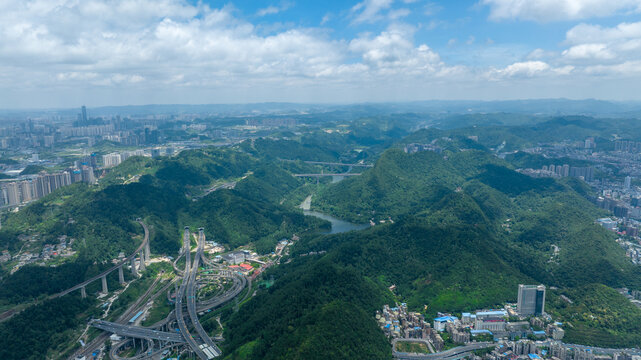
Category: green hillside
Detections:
[{"x1": 223, "y1": 142, "x2": 641, "y2": 355}]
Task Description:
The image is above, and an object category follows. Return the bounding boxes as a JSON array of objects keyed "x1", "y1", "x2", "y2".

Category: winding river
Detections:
[{"x1": 300, "y1": 195, "x2": 370, "y2": 234}]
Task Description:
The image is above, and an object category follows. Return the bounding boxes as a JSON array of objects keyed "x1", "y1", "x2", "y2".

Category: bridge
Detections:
[
  {"x1": 90, "y1": 320, "x2": 186, "y2": 343},
  {"x1": 293, "y1": 173, "x2": 363, "y2": 177},
  {"x1": 53, "y1": 219, "x2": 151, "y2": 299},
  {"x1": 298, "y1": 161, "x2": 373, "y2": 167},
  {"x1": 279, "y1": 159, "x2": 373, "y2": 168}
]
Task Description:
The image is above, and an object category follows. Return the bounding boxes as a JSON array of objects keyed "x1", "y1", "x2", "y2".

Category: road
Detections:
[
  {"x1": 88, "y1": 226, "x2": 249, "y2": 359},
  {"x1": 185, "y1": 229, "x2": 221, "y2": 357},
  {"x1": 393, "y1": 341, "x2": 493, "y2": 360},
  {"x1": 70, "y1": 276, "x2": 166, "y2": 360},
  {"x1": 90, "y1": 320, "x2": 185, "y2": 343},
  {"x1": 175, "y1": 227, "x2": 210, "y2": 360}
]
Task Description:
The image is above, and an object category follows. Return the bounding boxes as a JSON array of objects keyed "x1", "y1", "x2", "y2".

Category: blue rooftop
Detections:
[
  {"x1": 434, "y1": 316, "x2": 457, "y2": 322},
  {"x1": 528, "y1": 354, "x2": 542, "y2": 360},
  {"x1": 476, "y1": 310, "x2": 507, "y2": 316}
]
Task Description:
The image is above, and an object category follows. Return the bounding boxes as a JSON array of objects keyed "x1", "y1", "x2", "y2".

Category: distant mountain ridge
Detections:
[{"x1": 2, "y1": 98, "x2": 641, "y2": 119}]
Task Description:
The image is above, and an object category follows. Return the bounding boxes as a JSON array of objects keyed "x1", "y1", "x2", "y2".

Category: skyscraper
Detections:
[
  {"x1": 517, "y1": 284, "x2": 546, "y2": 316},
  {"x1": 81, "y1": 105, "x2": 87, "y2": 123},
  {"x1": 624, "y1": 176, "x2": 632, "y2": 190}
]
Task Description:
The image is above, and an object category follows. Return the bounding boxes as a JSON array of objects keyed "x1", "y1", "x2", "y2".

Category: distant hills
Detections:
[{"x1": 2, "y1": 98, "x2": 641, "y2": 119}]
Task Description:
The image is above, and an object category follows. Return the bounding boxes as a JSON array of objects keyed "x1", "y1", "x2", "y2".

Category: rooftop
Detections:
[{"x1": 434, "y1": 316, "x2": 457, "y2": 322}]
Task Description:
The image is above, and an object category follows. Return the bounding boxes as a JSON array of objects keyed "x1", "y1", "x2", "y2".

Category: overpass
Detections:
[
  {"x1": 293, "y1": 173, "x2": 362, "y2": 177},
  {"x1": 90, "y1": 320, "x2": 186, "y2": 343},
  {"x1": 393, "y1": 341, "x2": 493, "y2": 360},
  {"x1": 53, "y1": 219, "x2": 151, "y2": 299}
]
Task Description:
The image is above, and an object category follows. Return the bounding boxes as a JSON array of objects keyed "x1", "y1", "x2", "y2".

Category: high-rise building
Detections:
[
  {"x1": 19, "y1": 181, "x2": 33, "y2": 202},
  {"x1": 517, "y1": 284, "x2": 546, "y2": 316},
  {"x1": 624, "y1": 176, "x2": 632, "y2": 190},
  {"x1": 4, "y1": 183, "x2": 20, "y2": 206},
  {"x1": 102, "y1": 153, "x2": 122, "y2": 168},
  {"x1": 81, "y1": 166, "x2": 96, "y2": 184},
  {"x1": 81, "y1": 105, "x2": 87, "y2": 123}
]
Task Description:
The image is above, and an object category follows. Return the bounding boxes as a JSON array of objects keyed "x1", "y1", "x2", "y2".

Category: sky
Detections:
[{"x1": 1, "y1": 0, "x2": 641, "y2": 108}]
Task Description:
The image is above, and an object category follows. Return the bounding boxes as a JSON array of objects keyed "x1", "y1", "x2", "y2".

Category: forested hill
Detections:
[
  {"x1": 405, "y1": 116, "x2": 641, "y2": 152},
  {"x1": 222, "y1": 142, "x2": 641, "y2": 358}
]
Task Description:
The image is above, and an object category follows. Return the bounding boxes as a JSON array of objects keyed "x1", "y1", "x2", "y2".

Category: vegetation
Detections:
[
  {"x1": 224, "y1": 259, "x2": 393, "y2": 360},
  {"x1": 0, "y1": 296, "x2": 96, "y2": 359},
  {"x1": 19, "y1": 165, "x2": 46, "y2": 175},
  {"x1": 221, "y1": 138, "x2": 641, "y2": 352},
  {"x1": 3, "y1": 117, "x2": 641, "y2": 356},
  {"x1": 547, "y1": 285, "x2": 641, "y2": 347},
  {"x1": 395, "y1": 341, "x2": 430, "y2": 353}
]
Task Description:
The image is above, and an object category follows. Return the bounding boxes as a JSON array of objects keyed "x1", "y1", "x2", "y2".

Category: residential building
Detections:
[{"x1": 102, "y1": 153, "x2": 122, "y2": 168}]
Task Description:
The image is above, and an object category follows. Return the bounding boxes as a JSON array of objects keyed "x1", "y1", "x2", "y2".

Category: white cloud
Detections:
[
  {"x1": 2, "y1": 0, "x2": 641, "y2": 106},
  {"x1": 584, "y1": 60, "x2": 641, "y2": 75},
  {"x1": 349, "y1": 25, "x2": 446, "y2": 75},
  {"x1": 388, "y1": 8, "x2": 411, "y2": 20},
  {"x1": 321, "y1": 13, "x2": 332, "y2": 25},
  {"x1": 423, "y1": 2, "x2": 442, "y2": 16},
  {"x1": 526, "y1": 48, "x2": 555, "y2": 60},
  {"x1": 351, "y1": 0, "x2": 394, "y2": 23},
  {"x1": 257, "y1": 6, "x2": 280, "y2": 17},
  {"x1": 482, "y1": 0, "x2": 641, "y2": 22},
  {"x1": 560, "y1": 21, "x2": 641, "y2": 65},
  {"x1": 491, "y1": 61, "x2": 551, "y2": 78},
  {"x1": 562, "y1": 43, "x2": 615, "y2": 60},
  {"x1": 256, "y1": 2, "x2": 293, "y2": 17},
  {"x1": 565, "y1": 21, "x2": 641, "y2": 45}
]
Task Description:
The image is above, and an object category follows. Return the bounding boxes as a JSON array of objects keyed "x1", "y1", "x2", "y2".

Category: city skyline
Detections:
[{"x1": 1, "y1": 0, "x2": 641, "y2": 108}]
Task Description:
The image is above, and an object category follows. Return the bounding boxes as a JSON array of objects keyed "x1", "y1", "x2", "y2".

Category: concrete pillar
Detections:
[
  {"x1": 131, "y1": 257, "x2": 138, "y2": 276},
  {"x1": 118, "y1": 266, "x2": 125, "y2": 284},
  {"x1": 80, "y1": 286, "x2": 86, "y2": 298},
  {"x1": 144, "y1": 241, "x2": 151, "y2": 262},
  {"x1": 139, "y1": 251, "x2": 146, "y2": 271},
  {"x1": 101, "y1": 275, "x2": 108, "y2": 294}
]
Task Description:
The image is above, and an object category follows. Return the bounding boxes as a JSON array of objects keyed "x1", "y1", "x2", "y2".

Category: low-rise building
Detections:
[
  {"x1": 475, "y1": 310, "x2": 507, "y2": 332},
  {"x1": 433, "y1": 316, "x2": 458, "y2": 332}
]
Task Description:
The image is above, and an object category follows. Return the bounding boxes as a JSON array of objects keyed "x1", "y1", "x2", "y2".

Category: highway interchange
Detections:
[{"x1": 71, "y1": 223, "x2": 248, "y2": 359}]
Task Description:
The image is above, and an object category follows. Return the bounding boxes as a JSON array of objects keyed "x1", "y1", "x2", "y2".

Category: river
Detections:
[{"x1": 299, "y1": 195, "x2": 370, "y2": 234}]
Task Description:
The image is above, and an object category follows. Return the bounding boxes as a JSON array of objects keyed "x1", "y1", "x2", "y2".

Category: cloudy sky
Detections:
[{"x1": 1, "y1": 0, "x2": 641, "y2": 108}]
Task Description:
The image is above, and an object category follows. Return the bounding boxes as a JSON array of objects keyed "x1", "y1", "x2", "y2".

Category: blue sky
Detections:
[{"x1": 0, "y1": 0, "x2": 640, "y2": 107}]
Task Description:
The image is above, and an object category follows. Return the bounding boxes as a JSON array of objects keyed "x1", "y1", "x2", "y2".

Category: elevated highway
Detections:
[
  {"x1": 90, "y1": 320, "x2": 186, "y2": 343},
  {"x1": 54, "y1": 220, "x2": 150, "y2": 298},
  {"x1": 393, "y1": 341, "x2": 493, "y2": 360}
]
